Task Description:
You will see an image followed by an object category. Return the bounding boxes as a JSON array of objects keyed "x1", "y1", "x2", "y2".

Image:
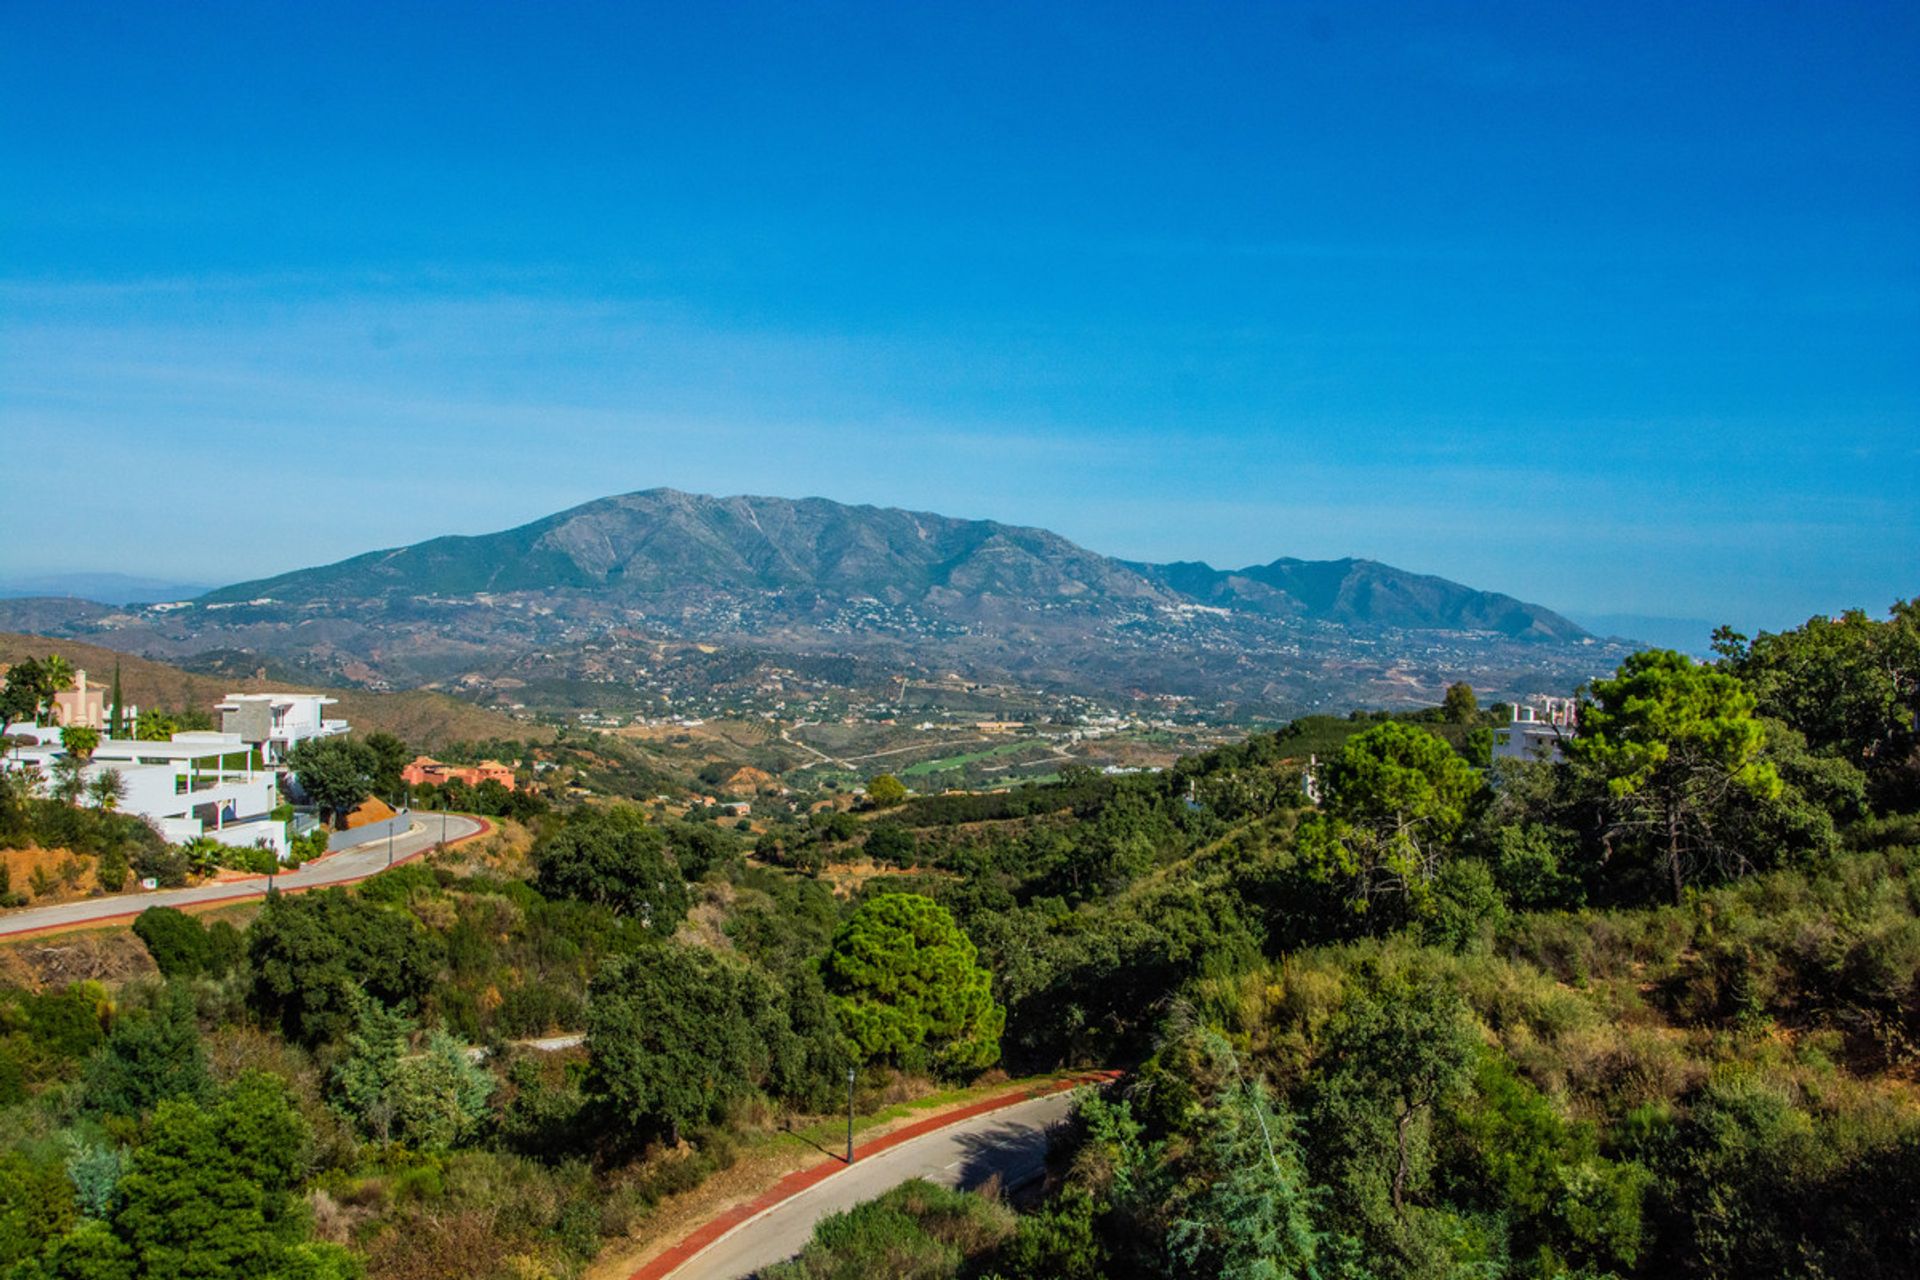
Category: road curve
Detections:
[
  {"x1": 655, "y1": 1087, "x2": 1080, "y2": 1280},
  {"x1": 0, "y1": 812, "x2": 489, "y2": 939}
]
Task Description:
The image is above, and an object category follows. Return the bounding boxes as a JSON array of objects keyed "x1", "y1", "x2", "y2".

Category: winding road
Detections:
[
  {"x1": 649, "y1": 1086, "x2": 1078, "y2": 1279},
  {"x1": 0, "y1": 812, "x2": 489, "y2": 938}
]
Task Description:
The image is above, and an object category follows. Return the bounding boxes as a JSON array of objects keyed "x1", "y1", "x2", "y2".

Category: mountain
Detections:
[
  {"x1": 203, "y1": 489, "x2": 1579, "y2": 638},
  {"x1": 1, "y1": 490, "x2": 1619, "y2": 715},
  {"x1": 1134, "y1": 557, "x2": 1584, "y2": 640},
  {"x1": 203, "y1": 490, "x2": 1177, "y2": 612}
]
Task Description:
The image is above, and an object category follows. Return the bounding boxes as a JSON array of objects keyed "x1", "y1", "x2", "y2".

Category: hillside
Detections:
[{"x1": 0, "y1": 632, "x2": 550, "y2": 750}]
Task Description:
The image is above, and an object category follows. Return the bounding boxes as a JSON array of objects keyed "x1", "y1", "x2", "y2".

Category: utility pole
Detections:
[
  {"x1": 387, "y1": 818, "x2": 395, "y2": 868},
  {"x1": 846, "y1": 1065, "x2": 857, "y2": 1164}
]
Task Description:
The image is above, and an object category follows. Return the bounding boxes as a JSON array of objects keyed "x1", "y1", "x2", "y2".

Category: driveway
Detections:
[{"x1": 0, "y1": 811, "x2": 489, "y2": 938}]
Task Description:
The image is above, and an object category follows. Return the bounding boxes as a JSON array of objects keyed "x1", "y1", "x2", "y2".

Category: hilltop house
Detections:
[
  {"x1": 400, "y1": 755, "x2": 518, "y2": 791},
  {"x1": 216, "y1": 693, "x2": 348, "y2": 764},
  {"x1": 1493, "y1": 697, "x2": 1579, "y2": 764}
]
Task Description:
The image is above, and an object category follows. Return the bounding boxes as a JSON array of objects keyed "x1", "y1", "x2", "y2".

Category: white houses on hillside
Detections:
[{"x1": 1, "y1": 690, "x2": 354, "y2": 860}]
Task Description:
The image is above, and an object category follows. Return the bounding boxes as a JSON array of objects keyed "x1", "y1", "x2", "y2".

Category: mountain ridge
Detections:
[{"x1": 201, "y1": 487, "x2": 1585, "y2": 641}]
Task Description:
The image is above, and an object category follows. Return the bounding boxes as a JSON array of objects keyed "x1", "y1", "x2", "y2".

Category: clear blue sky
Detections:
[{"x1": 3, "y1": 1, "x2": 1915, "y2": 632}]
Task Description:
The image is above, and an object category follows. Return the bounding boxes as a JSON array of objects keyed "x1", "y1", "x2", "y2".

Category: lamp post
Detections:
[{"x1": 846, "y1": 1065, "x2": 857, "y2": 1164}]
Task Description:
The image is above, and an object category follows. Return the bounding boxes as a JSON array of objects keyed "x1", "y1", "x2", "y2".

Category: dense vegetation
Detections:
[{"x1": 0, "y1": 602, "x2": 1915, "y2": 1278}]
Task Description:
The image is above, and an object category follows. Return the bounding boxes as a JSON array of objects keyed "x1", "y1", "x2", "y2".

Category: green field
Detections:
[{"x1": 899, "y1": 740, "x2": 1039, "y2": 778}]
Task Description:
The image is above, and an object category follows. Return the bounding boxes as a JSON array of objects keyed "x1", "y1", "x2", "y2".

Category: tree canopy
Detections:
[
  {"x1": 533, "y1": 805, "x2": 688, "y2": 934},
  {"x1": 1569, "y1": 648, "x2": 1782, "y2": 901},
  {"x1": 286, "y1": 736, "x2": 378, "y2": 829},
  {"x1": 1295, "y1": 721, "x2": 1484, "y2": 924},
  {"x1": 822, "y1": 893, "x2": 1003, "y2": 1074},
  {"x1": 586, "y1": 946, "x2": 799, "y2": 1143},
  {"x1": 246, "y1": 888, "x2": 441, "y2": 1044}
]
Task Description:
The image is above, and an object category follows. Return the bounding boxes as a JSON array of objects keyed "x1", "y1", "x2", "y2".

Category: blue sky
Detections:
[{"x1": 2, "y1": 1, "x2": 1915, "y2": 633}]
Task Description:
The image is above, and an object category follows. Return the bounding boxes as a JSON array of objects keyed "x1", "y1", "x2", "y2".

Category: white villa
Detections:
[
  {"x1": 1493, "y1": 697, "x2": 1579, "y2": 764},
  {"x1": 216, "y1": 692, "x2": 349, "y2": 764},
  {"x1": 90, "y1": 732, "x2": 287, "y2": 856},
  {"x1": 1, "y1": 690, "x2": 355, "y2": 860}
]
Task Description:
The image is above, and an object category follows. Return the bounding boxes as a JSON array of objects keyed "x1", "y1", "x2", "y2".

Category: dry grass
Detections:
[{"x1": 1, "y1": 845, "x2": 110, "y2": 904}]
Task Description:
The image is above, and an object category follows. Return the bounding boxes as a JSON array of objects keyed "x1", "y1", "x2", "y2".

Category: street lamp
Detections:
[{"x1": 846, "y1": 1065, "x2": 857, "y2": 1164}]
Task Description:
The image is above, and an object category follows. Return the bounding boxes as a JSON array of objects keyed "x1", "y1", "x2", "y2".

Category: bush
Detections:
[
  {"x1": 762, "y1": 1179, "x2": 1014, "y2": 1280},
  {"x1": 133, "y1": 907, "x2": 214, "y2": 978}
]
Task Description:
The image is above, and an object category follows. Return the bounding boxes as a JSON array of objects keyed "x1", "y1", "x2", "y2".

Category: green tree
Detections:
[
  {"x1": 822, "y1": 893, "x2": 1004, "y2": 1074},
  {"x1": 864, "y1": 823, "x2": 918, "y2": 867},
  {"x1": 1307, "y1": 962, "x2": 1477, "y2": 1264},
  {"x1": 64, "y1": 1132, "x2": 128, "y2": 1219},
  {"x1": 362, "y1": 731, "x2": 412, "y2": 800},
  {"x1": 533, "y1": 805, "x2": 688, "y2": 934},
  {"x1": 49, "y1": 755, "x2": 86, "y2": 807},
  {"x1": 86, "y1": 766, "x2": 126, "y2": 812},
  {"x1": 388, "y1": 1030, "x2": 496, "y2": 1149},
  {"x1": 60, "y1": 725, "x2": 100, "y2": 760},
  {"x1": 1295, "y1": 722, "x2": 1483, "y2": 925},
  {"x1": 82, "y1": 985, "x2": 211, "y2": 1117},
  {"x1": 1569, "y1": 649, "x2": 1783, "y2": 902},
  {"x1": 865, "y1": 773, "x2": 909, "y2": 808},
  {"x1": 108, "y1": 661, "x2": 124, "y2": 739},
  {"x1": 1442, "y1": 681, "x2": 1478, "y2": 725},
  {"x1": 132, "y1": 908, "x2": 214, "y2": 978},
  {"x1": 246, "y1": 888, "x2": 440, "y2": 1044},
  {"x1": 587, "y1": 945, "x2": 798, "y2": 1143},
  {"x1": 134, "y1": 710, "x2": 179, "y2": 742},
  {"x1": 113, "y1": 1072, "x2": 340, "y2": 1280},
  {"x1": 329, "y1": 993, "x2": 410, "y2": 1141},
  {"x1": 37, "y1": 655, "x2": 74, "y2": 725},
  {"x1": 286, "y1": 736, "x2": 379, "y2": 829},
  {"x1": 0, "y1": 657, "x2": 44, "y2": 730},
  {"x1": 1168, "y1": 1078, "x2": 1331, "y2": 1280}
]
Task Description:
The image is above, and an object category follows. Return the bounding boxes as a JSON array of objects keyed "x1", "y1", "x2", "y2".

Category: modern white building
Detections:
[
  {"x1": 215, "y1": 693, "x2": 349, "y2": 764},
  {"x1": 1493, "y1": 697, "x2": 1579, "y2": 764},
  {"x1": 89, "y1": 732, "x2": 287, "y2": 856}
]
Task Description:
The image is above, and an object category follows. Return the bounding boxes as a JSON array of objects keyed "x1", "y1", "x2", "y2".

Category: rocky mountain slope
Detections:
[{"x1": 1, "y1": 490, "x2": 1615, "y2": 716}]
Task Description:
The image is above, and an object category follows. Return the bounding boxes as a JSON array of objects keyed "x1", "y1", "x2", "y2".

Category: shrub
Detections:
[{"x1": 133, "y1": 907, "x2": 214, "y2": 978}]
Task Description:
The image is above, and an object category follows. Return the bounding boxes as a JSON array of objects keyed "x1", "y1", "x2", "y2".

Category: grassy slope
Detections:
[{"x1": 0, "y1": 631, "x2": 552, "y2": 751}]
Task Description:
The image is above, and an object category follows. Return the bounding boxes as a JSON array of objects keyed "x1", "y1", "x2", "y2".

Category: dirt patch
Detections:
[
  {"x1": 343, "y1": 797, "x2": 399, "y2": 829},
  {"x1": 1, "y1": 845, "x2": 110, "y2": 905},
  {"x1": 0, "y1": 928, "x2": 156, "y2": 990}
]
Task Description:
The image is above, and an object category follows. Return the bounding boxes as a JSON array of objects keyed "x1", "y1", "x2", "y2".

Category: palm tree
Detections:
[
  {"x1": 136, "y1": 710, "x2": 178, "y2": 742},
  {"x1": 37, "y1": 654, "x2": 73, "y2": 725},
  {"x1": 86, "y1": 767, "x2": 126, "y2": 812},
  {"x1": 181, "y1": 836, "x2": 229, "y2": 878}
]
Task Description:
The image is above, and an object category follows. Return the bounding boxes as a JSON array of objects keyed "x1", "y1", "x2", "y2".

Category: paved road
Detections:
[
  {"x1": 667, "y1": 1089, "x2": 1073, "y2": 1279},
  {"x1": 0, "y1": 812, "x2": 487, "y2": 937}
]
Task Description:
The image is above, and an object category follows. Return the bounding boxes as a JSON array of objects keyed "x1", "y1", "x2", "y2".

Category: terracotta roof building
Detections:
[{"x1": 401, "y1": 755, "x2": 518, "y2": 791}]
